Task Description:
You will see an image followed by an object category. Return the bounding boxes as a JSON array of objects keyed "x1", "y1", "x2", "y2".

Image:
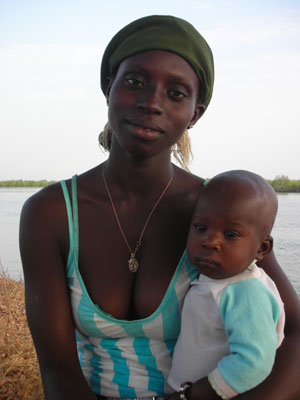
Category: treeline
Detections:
[
  {"x1": 0, "y1": 180, "x2": 57, "y2": 187},
  {"x1": 0, "y1": 175, "x2": 300, "y2": 192},
  {"x1": 267, "y1": 176, "x2": 300, "y2": 193}
]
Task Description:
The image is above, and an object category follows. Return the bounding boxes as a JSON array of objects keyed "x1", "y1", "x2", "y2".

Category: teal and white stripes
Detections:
[{"x1": 60, "y1": 176, "x2": 199, "y2": 397}]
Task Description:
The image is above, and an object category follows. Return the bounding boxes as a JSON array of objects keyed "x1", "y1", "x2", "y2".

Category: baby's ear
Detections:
[{"x1": 256, "y1": 236, "x2": 273, "y2": 261}]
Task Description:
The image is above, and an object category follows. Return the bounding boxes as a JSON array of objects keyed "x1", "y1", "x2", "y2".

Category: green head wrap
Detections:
[{"x1": 100, "y1": 15, "x2": 214, "y2": 108}]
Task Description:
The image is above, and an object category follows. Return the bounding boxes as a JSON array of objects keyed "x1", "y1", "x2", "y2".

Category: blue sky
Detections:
[{"x1": 1, "y1": 0, "x2": 300, "y2": 180}]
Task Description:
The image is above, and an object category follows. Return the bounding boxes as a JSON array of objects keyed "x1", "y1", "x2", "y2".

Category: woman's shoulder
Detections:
[
  {"x1": 172, "y1": 165, "x2": 205, "y2": 211},
  {"x1": 174, "y1": 166, "x2": 205, "y2": 192},
  {"x1": 20, "y1": 182, "x2": 68, "y2": 234},
  {"x1": 22, "y1": 181, "x2": 65, "y2": 212},
  {"x1": 22, "y1": 164, "x2": 101, "y2": 211},
  {"x1": 22, "y1": 164, "x2": 103, "y2": 217},
  {"x1": 177, "y1": 166, "x2": 205, "y2": 183}
]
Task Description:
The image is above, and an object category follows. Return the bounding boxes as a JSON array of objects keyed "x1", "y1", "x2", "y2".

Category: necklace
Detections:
[{"x1": 102, "y1": 164, "x2": 174, "y2": 273}]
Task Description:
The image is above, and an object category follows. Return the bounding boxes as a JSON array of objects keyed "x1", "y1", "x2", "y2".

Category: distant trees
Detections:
[
  {"x1": 267, "y1": 176, "x2": 300, "y2": 192},
  {"x1": 1, "y1": 176, "x2": 300, "y2": 192},
  {"x1": 0, "y1": 180, "x2": 56, "y2": 187}
]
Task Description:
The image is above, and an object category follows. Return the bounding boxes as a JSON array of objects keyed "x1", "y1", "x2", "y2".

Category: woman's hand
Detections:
[
  {"x1": 187, "y1": 378, "x2": 222, "y2": 400},
  {"x1": 167, "y1": 379, "x2": 221, "y2": 400}
]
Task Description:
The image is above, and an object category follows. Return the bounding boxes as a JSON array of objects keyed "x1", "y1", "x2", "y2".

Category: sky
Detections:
[{"x1": 1, "y1": 0, "x2": 300, "y2": 181}]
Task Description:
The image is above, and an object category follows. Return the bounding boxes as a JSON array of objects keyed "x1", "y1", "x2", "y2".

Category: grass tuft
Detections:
[{"x1": 0, "y1": 268, "x2": 43, "y2": 399}]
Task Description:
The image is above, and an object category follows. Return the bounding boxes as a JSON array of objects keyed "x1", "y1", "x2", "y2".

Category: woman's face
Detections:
[{"x1": 106, "y1": 50, "x2": 204, "y2": 158}]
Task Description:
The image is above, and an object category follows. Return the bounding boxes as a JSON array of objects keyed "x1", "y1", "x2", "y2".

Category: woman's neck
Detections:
[{"x1": 104, "y1": 148, "x2": 175, "y2": 196}]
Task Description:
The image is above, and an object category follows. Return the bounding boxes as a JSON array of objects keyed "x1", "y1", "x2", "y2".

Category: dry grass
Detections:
[{"x1": 0, "y1": 270, "x2": 43, "y2": 399}]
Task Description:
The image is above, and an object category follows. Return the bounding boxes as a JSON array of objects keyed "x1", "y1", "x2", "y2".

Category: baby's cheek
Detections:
[{"x1": 186, "y1": 234, "x2": 198, "y2": 260}]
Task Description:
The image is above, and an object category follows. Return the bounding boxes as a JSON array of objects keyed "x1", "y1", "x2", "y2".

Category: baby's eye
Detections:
[{"x1": 224, "y1": 231, "x2": 240, "y2": 239}]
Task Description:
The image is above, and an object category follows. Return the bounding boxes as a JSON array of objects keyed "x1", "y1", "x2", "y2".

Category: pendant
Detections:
[{"x1": 128, "y1": 254, "x2": 139, "y2": 273}]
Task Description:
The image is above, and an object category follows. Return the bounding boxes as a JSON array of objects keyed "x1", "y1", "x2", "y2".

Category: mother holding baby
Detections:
[{"x1": 20, "y1": 15, "x2": 300, "y2": 400}]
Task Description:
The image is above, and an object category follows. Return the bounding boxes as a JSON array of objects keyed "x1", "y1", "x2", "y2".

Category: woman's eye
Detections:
[
  {"x1": 126, "y1": 78, "x2": 144, "y2": 88},
  {"x1": 169, "y1": 89, "x2": 187, "y2": 100},
  {"x1": 224, "y1": 231, "x2": 239, "y2": 239},
  {"x1": 194, "y1": 224, "x2": 206, "y2": 232}
]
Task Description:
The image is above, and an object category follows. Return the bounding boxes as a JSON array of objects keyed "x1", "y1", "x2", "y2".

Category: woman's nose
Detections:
[{"x1": 136, "y1": 86, "x2": 163, "y2": 114}]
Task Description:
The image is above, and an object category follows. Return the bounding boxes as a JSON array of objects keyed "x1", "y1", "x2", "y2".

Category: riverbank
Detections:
[
  {"x1": 0, "y1": 180, "x2": 56, "y2": 188},
  {"x1": 0, "y1": 271, "x2": 43, "y2": 399},
  {"x1": 1, "y1": 176, "x2": 300, "y2": 192}
]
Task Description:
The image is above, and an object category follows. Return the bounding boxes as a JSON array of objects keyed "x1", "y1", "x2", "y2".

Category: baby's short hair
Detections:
[{"x1": 203, "y1": 170, "x2": 278, "y2": 236}]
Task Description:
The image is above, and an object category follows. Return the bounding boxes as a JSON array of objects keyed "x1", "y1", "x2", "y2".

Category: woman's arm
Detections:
[
  {"x1": 19, "y1": 185, "x2": 97, "y2": 400},
  {"x1": 235, "y1": 251, "x2": 300, "y2": 399}
]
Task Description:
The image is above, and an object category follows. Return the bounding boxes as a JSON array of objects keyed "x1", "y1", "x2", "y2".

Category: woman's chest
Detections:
[
  {"x1": 77, "y1": 229, "x2": 187, "y2": 319},
  {"x1": 67, "y1": 244, "x2": 197, "y2": 339},
  {"x1": 61, "y1": 176, "x2": 199, "y2": 320},
  {"x1": 72, "y1": 203, "x2": 191, "y2": 320}
]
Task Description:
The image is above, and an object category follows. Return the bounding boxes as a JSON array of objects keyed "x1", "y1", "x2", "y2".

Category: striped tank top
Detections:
[{"x1": 60, "y1": 176, "x2": 199, "y2": 397}]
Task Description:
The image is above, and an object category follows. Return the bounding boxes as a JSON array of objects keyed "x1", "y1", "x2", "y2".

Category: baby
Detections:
[{"x1": 168, "y1": 170, "x2": 285, "y2": 399}]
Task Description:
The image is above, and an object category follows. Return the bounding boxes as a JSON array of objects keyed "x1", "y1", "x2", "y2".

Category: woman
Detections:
[{"x1": 20, "y1": 15, "x2": 300, "y2": 400}]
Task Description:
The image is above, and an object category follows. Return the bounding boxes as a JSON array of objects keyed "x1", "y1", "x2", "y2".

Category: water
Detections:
[
  {"x1": 0, "y1": 188, "x2": 299, "y2": 297},
  {"x1": 0, "y1": 187, "x2": 41, "y2": 279},
  {"x1": 271, "y1": 193, "x2": 300, "y2": 296}
]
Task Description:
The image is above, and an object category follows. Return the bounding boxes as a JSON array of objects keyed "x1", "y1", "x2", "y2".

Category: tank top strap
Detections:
[
  {"x1": 71, "y1": 175, "x2": 79, "y2": 259},
  {"x1": 60, "y1": 175, "x2": 79, "y2": 260}
]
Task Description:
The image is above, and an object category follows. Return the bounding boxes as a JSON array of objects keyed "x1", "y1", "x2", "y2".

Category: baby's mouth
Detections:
[{"x1": 196, "y1": 257, "x2": 219, "y2": 268}]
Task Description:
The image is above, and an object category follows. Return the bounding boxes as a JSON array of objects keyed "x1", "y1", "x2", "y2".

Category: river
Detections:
[{"x1": 0, "y1": 188, "x2": 299, "y2": 297}]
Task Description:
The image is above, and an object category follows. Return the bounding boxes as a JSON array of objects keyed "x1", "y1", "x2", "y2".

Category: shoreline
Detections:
[
  {"x1": 1, "y1": 181, "x2": 300, "y2": 193},
  {"x1": 1, "y1": 187, "x2": 300, "y2": 193}
]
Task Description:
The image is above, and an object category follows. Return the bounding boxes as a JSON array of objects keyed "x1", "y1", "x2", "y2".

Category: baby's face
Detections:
[{"x1": 187, "y1": 191, "x2": 263, "y2": 279}]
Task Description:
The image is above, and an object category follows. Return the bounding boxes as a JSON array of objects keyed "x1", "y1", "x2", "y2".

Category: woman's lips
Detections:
[{"x1": 126, "y1": 120, "x2": 163, "y2": 139}]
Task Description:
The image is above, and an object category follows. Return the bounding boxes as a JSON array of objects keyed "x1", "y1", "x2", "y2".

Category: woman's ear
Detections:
[
  {"x1": 105, "y1": 77, "x2": 113, "y2": 105},
  {"x1": 189, "y1": 104, "x2": 206, "y2": 128},
  {"x1": 256, "y1": 236, "x2": 274, "y2": 261}
]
